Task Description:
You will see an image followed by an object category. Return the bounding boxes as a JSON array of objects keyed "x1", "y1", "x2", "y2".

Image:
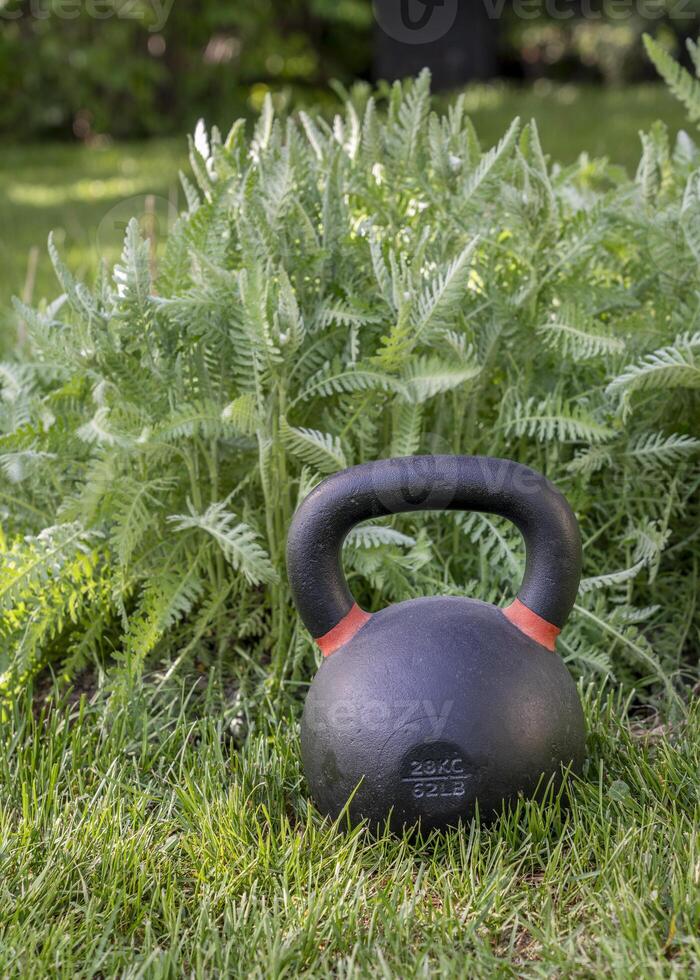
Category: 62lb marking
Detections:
[{"x1": 401, "y1": 754, "x2": 467, "y2": 800}]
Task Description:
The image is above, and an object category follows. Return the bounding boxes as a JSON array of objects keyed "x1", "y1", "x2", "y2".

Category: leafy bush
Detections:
[{"x1": 1, "y1": 66, "x2": 699, "y2": 705}]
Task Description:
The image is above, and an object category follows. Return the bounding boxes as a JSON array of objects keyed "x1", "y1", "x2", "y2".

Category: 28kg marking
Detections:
[
  {"x1": 405, "y1": 758, "x2": 465, "y2": 778},
  {"x1": 402, "y1": 757, "x2": 467, "y2": 799}
]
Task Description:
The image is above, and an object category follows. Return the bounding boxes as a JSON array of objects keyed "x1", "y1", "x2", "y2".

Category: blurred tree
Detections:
[
  {"x1": 0, "y1": 0, "x2": 373, "y2": 138},
  {"x1": 0, "y1": 0, "x2": 697, "y2": 139}
]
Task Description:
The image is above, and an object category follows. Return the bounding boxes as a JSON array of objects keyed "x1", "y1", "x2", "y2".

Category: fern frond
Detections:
[
  {"x1": 390, "y1": 402, "x2": 423, "y2": 457},
  {"x1": 630, "y1": 520, "x2": 670, "y2": 566},
  {"x1": 345, "y1": 526, "x2": 416, "y2": 549},
  {"x1": 348, "y1": 529, "x2": 433, "y2": 601},
  {"x1": 251, "y1": 93, "x2": 275, "y2": 157},
  {"x1": 403, "y1": 355, "x2": 480, "y2": 403},
  {"x1": 462, "y1": 118, "x2": 519, "y2": 201},
  {"x1": 680, "y1": 171, "x2": 700, "y2": 263},
  {"x1": 315, "y1": 303, "x2": 381, "y2": 331},
  {"x1": 0, "y1": 363, "x2": 40, "y2": 404},
  {"x1": 239, "y1": 265, "x2": 283, "y2": 366},
  {"x1": 623, "y1": 432, "x2": 700, "y2": 471},
  {"x1": 580, "y1": 560, "x2": 647, "y2": 593},
  {"x1": 537, "y1": 306, "x2": 625, "y2": 359},
  {"x1": 607, "y1": 332, "x2": 700, "y2": 398},
  {"x1": 276, "y1": 268, "x2": 305, "y2": 351},
  {"x1": 636, "y1": 131, "x2": 660, "y2": 206},
  {"x1": 299, "y1": 111, "x2": 325, "y2": 161},
  {"x1": 296, "y1": 466, "x2": 323, "y2": 504},
  {"x1": 413, "y1": 239, "x2": 479, "y2": 337},
  {"x1": 388, "y1": 68, "x2": 431, "y2": 168},
  {"x1": 113, "y1": 218, "x2": 152, "y2": 322},
  {"x1": 111, "y1": 476, "x2": 177, "y2": 569},
  {"x1": 77, "y1": 407, "x2": 131, "y2": 448},
  {"x1": 221, "y1": 394, "x2": 259, "y2": 435},
  {"x1": 369, "y1": 235, "x2": 395, "y2": 311},
  {"x1": 280, "y1": 419, "x2": 347, "y2": 473},
  {"x1": 459, "y1": 512, "x2": 522, "y2": 576},
  {"x1": 0, "y1": 523, "x2": 95, "y2": 613},
  {"x1": 504, "y1": 395, "x2": 615, "y2": 444},
  {"x1": 567, "y1": 445, "x2": 613, "y2": 476},
  {"x1": 168, "y1": 502, "x2": 277, "y2": 585},
  {"x1": 154, "y1": 401, "x2": 233, "y2": 443},
  {"x1": 0, "y1": 450, "x2": 56, "y2": 484},
  {"x1": 119, "y1": 562, "x2": 206, "y2": 683},
  {"x1": 48, "y1": 232, "x2": 102, "y2": 323},
  {"x1": 561, "y1": 638, "x2": 613, "y2": 677},
  {"x1": 644, "y1": 34, "x2": 700, "y2": 124},
  {"x1": 296, "y1": 364, "x2": 401, "y2": 402}
]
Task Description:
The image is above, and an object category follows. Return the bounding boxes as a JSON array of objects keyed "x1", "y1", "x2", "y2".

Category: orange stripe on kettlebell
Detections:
[
  {"x1": 502, "y1": 598, "x2": 560, "y2": 652},
  {"x1": 316, "y1": 604, "x2": 372, "y2": 657}
]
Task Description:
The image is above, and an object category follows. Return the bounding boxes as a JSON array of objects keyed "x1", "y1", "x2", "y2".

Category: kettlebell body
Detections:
[{"x1": 287, "y1": 455, "x2": 586, "y2": 832}]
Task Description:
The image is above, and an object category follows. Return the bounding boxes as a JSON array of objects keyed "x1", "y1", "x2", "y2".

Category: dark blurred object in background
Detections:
[
  {"x1": 0, "y1": 0, "x2": 697, "y2": 140},
  {"x1": 373, "y1": 0, "x2": 497, "y2": 88}
]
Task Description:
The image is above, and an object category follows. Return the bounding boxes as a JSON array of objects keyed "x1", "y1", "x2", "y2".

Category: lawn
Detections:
[
  {"x1": 0, "y1": 83, "x2": 688, "y2": 347},
  {"x1": 0, "y1": 138, "x2": 187, "y2": 350},
  {"x1": 0, "y1": 681, "x2": 697, "y2": 976}
]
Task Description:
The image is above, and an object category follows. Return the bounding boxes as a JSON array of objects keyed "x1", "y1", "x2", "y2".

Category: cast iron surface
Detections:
[
  {"x1": 287, "y1": 454, "x2": 586, "y2": 832},
  {"x1": 301, "y1": 597, "x2": 586, "y2": 832},
  {"x1": 287, "y1": 455, "x2": 581, "y2": 637}
]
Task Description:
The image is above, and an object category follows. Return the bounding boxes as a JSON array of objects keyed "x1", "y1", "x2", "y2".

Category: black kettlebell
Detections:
[{"x1": 287, "y1": 455, "x2": 586, "y2": 832}]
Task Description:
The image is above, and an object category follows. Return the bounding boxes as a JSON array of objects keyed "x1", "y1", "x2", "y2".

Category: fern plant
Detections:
[{"x1": 1, "y1": 65, "x2": 698, "y2": 706}]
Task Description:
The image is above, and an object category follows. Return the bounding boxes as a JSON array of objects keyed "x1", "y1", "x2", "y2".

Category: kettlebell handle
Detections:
[{"x1": 286, "y1": 455, "x2": 581, "y2": 654}]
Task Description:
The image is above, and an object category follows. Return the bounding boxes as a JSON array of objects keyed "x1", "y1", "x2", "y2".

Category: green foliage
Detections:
[
  {"x1": 0, "y1": 0, "x2": 370, "y2": 139},
  {"x1": 1, "y1": 70, "x2": 699, "y2": 702},
  {"x1": 644, "y1": 34, "x2": 700, "y2": 125},
  {"x1": 1, "y1": 0, "x2": 694, "y2": 140}
]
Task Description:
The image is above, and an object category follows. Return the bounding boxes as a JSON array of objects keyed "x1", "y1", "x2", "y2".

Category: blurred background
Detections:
[{"x1": 1, "y1": 0, "x2": 698, "y2": 341}]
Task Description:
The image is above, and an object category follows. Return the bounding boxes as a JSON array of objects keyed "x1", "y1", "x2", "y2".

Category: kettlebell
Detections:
[{"x1": 287, "y1": 455, "x2": 586, "y2": 832}]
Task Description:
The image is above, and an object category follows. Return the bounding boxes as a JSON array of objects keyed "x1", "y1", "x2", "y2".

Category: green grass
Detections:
[
  {"x1": 461, "y1": 81, "x2": 689, "y2": 167},
  {"x1": 0, "y1": 84, "x2": 688, "y2": 346},
  {"x1": 0, "y1": 680, "x2": 697, "y2": 976},
  {"x1": 0, "y1": 139, "x2": 187, "y2": 347}
]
